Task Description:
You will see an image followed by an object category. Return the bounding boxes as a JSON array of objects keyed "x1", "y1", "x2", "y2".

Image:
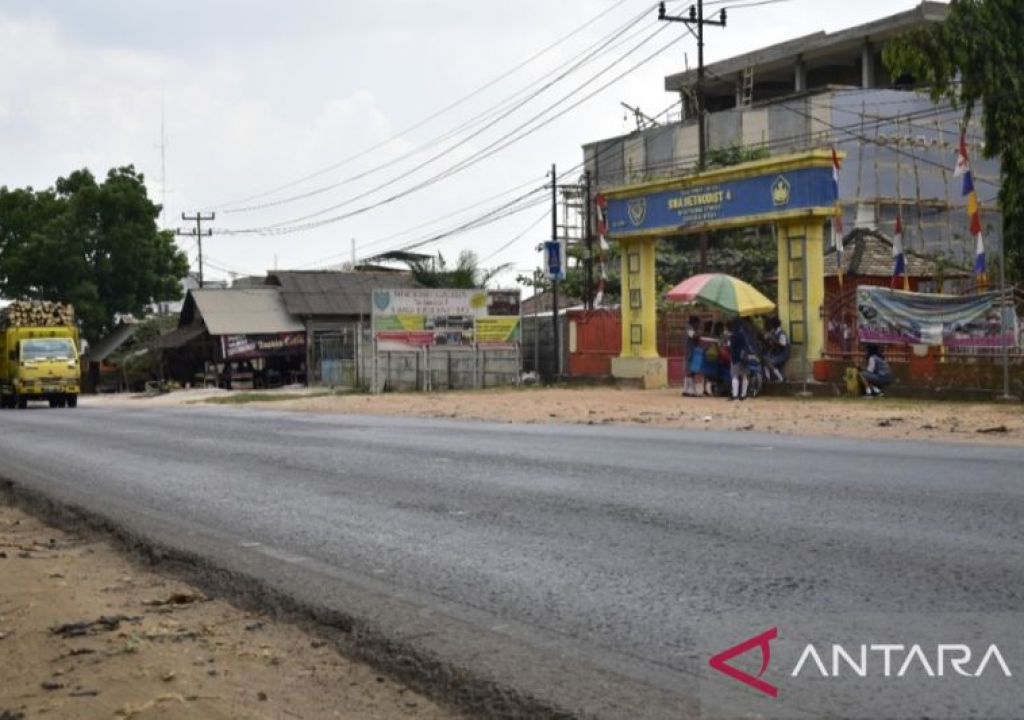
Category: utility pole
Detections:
[
  {"x1": 177, "y1": 211, "x2": 215, "y2": 289},
  {"x1": 659, "y1": 0, "x2": 726, "y2": 270},
  {"x1": 550, "y1": 163, "x2": 560, "y2": 380}
]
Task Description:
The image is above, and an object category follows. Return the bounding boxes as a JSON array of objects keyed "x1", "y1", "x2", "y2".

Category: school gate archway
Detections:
[{"x1": 602, "y1": 150, "x2": 839, "y2": 388}]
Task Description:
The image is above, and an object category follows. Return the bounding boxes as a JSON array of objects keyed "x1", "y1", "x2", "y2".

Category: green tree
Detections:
[
  {"x1": 883, "y1": 0, "x2": 1024, "y2": 280},
  {"x1": 405, "y1": 250, "x2": 511, "y2": 289},
  {"x1": 657, "y1": 231, "x2": 778, "y2": 302},
  {"x1": 0, "y1": 166, "x2": 188, "y2": 340}
]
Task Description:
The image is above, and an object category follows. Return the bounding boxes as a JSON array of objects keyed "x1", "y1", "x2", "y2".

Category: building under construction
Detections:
[{"x1": 583, "y1": 1, "x2": 998, "y2": 269}]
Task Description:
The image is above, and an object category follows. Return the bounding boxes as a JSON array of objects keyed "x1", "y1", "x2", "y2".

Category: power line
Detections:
[
  {"x1": 218, "y1": 9, "x2": 658, "y2": 219},
  {"x1": 219, "y1": 22, "x2": 684, "y2": 237},
  {"x1": 208, "y1": 0, "x2": 641, "y2": 214}
]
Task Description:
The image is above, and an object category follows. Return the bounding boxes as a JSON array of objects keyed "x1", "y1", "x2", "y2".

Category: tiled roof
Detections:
[{"x1": 824, "y1": 228, "x2": 970, "y2": 278}]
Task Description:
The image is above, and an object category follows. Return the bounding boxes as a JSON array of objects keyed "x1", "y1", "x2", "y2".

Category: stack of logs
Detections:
[{"x1": 0, "y1": 300, "x2": 76, "y2": 329}]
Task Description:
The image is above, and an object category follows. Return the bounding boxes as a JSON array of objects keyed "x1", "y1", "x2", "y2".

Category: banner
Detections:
[
  {"x1": 372, "y1": 288, "x2": 521, "y2": 347},
  {"x1": 856, "y1": 286, "x2": 1018, "y2": 348},
  {"x1": 221, "y1": 332, "x2": 305, "y2": 359}
]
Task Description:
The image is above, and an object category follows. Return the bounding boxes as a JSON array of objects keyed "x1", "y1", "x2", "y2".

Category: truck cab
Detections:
[{"x1": 0, "y1": 327, "x2": 81, "y2": 408}]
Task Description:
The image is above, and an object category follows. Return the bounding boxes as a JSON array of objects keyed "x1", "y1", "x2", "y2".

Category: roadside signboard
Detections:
[{"x1": 372, "y1": 288, "x2": 521, "y2": 347}]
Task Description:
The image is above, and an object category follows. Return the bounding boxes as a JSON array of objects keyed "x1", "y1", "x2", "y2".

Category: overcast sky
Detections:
[{"x1": 0, "y1": 0, "x2": 937, "y2": 288}]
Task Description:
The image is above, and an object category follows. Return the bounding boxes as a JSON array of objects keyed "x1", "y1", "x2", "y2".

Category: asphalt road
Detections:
[{"x1": 1, "y1": 404, "x2": 1022, "y2": 719}]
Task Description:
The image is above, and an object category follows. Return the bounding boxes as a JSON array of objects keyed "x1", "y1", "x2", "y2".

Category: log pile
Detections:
[{"x1": 0, "y1": 300, "x2": 76, "y2": 329}]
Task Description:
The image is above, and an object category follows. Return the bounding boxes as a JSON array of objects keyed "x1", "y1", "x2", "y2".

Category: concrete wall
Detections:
[{"x1": 365, "y1": 346, "x2": 521, "y2": 393}]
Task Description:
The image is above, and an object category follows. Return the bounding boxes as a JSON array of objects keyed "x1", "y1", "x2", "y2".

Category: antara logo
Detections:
[
  {"x1": 708, "y1": 627, "x2": 779, "y2": 698},
  {"x1": 709, "y1": 629, "x2": 1013, "y2": 699}
]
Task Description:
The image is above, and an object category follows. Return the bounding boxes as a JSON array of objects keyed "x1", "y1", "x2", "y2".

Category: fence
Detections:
[{"x1": 368, "y1": 344, "x2": 521, "y2": 393}]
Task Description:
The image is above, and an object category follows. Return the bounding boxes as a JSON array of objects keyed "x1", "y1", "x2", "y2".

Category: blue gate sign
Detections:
[
  {"x1": 545, "y1": 240, "x2": 563, "y2": 279},
  {"x1": 604, "y1": 166, "x2": 837, "y2": 237}
]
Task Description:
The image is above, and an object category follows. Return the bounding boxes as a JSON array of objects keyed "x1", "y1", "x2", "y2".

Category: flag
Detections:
[
  {"x1": 891, "y1": 214, "x2": 909, "y2": 290},
  {"x1": 594, "y1": 194, "x2": 610, "y2": 307},
  {"x1": 954, "y1": 129, "x2": 986, "y2": 285},
  {"x1": 973, "y1": 232, "x2": 986, "y2": 276},
  {"x1": 832, "y1": 147, "x2": 844, "y2": 287}
]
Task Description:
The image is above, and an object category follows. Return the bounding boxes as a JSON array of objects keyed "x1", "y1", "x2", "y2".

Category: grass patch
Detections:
[{"x1": 202, "y1": 391, "x2": 335, "y2": 405}]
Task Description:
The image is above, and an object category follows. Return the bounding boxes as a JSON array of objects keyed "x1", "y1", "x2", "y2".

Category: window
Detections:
[{"x1": 21, "y1": 338, "x2": 76, "y2": 361}]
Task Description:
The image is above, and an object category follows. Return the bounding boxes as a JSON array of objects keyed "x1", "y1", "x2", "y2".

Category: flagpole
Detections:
[{"x1": 996, "y1": 235, "x2": 1017, "y2": 402}]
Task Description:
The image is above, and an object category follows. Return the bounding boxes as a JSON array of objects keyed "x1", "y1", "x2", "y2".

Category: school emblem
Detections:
[
  {"x1": 373, "y1": 290, "x2": 391, "y2": 311},
  {"x1": 627, "y1": 198, "x2": 647, "y2": 226},
  {"x1": 771, "y1": 176, "x2": 791, "y2": 207}
]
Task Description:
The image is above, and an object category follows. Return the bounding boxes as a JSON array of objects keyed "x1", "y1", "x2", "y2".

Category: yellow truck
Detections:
[{"x1": 0, "y1": 301, "x2": 81, "y2": 409}]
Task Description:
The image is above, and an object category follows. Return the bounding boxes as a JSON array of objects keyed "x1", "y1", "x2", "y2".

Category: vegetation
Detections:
[
  {"x1": 0, "y1": 166, "x2": 189, "y2": 341},
  {"x1": 883, "y1": 0, "x2": 1024, "y2": 281},
  {"x1": 105, "y1": 314, "x2": 178, "y2": 380},
  {"x1": 517, "y1": 230, "x2": 777, "y2": 307},
  {"x1": 405, "y1": 250, "x2": 511, "y2": 289},
  {"x1": 657, "y1": 231, "x2": 777, "y2": 302},
  {"x1": 706, "y1": 144, "x2": 771, "y2": 169},
  {"x1": 202, "y1": 391, "x2": 341, "y2": 405}
]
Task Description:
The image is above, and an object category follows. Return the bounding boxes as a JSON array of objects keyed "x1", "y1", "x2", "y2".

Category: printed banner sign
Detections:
[
  {"x1": 221, "y1": 332, "x2": 306, "y2": 359},
  {"x1": 372, "y1": 289, "x2": 521, "y2": 347},
  {"x1": 605, "y1": 166, "x2": 836, "y2": 237},
  {"x1": 856, "y1": 286, "x2": 1018, "y2": 348}
]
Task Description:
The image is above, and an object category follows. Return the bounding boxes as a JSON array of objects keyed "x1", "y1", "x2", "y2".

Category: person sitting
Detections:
[
  {"x1": 859, "y1": 344, "x2": 892, "y2": 397},
  {"x1": 763, "y1": 316, "x2": 790, "y2": 382}
]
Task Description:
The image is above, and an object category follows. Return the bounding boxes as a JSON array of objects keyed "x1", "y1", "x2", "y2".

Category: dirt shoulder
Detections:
[
  {"x1": 87, "y1": 385, "x2": 1024, "y2": 447},
  {"x1": 0, "y1": 503, "x2": 459, "y2": 720}
]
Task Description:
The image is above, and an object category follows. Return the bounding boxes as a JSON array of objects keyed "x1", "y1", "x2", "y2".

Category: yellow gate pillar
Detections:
[
  {"x1": 775, "y1": 220, "x2": 826, "y2": 377},
  {"x1": 611, "y1": 236, "x2": 668, "y2": 388}
]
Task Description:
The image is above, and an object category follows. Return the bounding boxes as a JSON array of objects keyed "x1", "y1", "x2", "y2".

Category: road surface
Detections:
[{"x1": 1, "y1": 405, "x2": 1022, "y2": 718}]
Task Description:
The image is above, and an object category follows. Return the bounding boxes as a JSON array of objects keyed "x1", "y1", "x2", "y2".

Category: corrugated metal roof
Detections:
[
  {"x1": 191, "y1": 288, "x2": 304, "y2": 335},
  {"x1": 267, "y1": 271, "x2": 419, "y2": 316}
]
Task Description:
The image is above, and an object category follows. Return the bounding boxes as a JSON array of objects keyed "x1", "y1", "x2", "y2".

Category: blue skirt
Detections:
[{"x1": 689, "y1": 347, "x2": 705, "y2": 375}]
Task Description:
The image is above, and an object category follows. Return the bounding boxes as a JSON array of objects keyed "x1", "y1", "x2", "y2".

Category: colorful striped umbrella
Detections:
[{"x1": 665, "y1": 273, "x2": 775, "y2": 317}]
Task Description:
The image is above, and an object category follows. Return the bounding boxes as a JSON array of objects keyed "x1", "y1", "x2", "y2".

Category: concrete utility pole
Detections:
[
  {"x1": 177, "y1": 212, "x2": 215, "y2": 289},
  {"x1": 658, "y1": 0, "x2": 726, "y2": 270},
  {"x1": 550, "y1": 163, "x2": 560, "y2": 380}
]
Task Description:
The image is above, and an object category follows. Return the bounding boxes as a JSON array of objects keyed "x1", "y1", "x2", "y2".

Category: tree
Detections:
[
  {"x1": 0, "y1": 166, "x2": 188, "y2": 340},
  {"x1": 883, "y1": 0, "x2": 1024, "y2": 280},
  {"x1": 405, "y1": 250, "x2": 511, "y2": 289}
]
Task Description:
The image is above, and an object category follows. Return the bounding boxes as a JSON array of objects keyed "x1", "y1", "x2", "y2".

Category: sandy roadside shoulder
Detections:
[
  {"x1": 85, "y1": 386, "x2": 1024, "y2": 447},
  {"x1": 0, "y1": 503, "x2": 459, "y2": 720}
]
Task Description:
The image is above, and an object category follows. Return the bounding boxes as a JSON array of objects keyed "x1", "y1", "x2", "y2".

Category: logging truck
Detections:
[{"x1": 0, "y1": 301, "x2": 81, "y2": 409}]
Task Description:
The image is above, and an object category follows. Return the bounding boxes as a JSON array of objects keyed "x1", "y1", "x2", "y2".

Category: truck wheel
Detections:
[
  {"x1": 17, "y1": 397, "x2": 28, "y2": 409},
  {"x1": 66, "y1": 395, "x2": 78, "y2": 408}
]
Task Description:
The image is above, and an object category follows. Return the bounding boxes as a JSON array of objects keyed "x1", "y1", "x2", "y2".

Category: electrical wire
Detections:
[
  {"x1": 218, "y1": 21, "x2": 684, "y2": 237},
  {"x1": 479, "y1": 208, "x2": 552, "y2": 263},
  {"x1": 208, "y1": 0, "x2": 647, "y2": 214}
]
